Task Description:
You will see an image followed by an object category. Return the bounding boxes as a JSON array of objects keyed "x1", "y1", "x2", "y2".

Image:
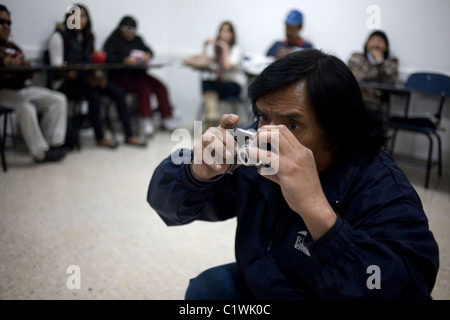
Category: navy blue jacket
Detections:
[{"x1": 148, "y1": 149, "x2": 439, "y2": 299}]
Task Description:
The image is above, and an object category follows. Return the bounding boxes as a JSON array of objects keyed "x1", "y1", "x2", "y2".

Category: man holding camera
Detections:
[{"x1": 148, "y1": 49, "x2": 439, "y2": 299}]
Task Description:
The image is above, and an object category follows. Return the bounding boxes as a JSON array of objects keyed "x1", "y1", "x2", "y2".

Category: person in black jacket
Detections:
[
  {"x1": 147, "y1": 49, "x2": 439, "y2": 299},
  {"x1": 48, "y1": 5, "x2": 144, "y2": 148},
  {"x1": 103, "y1": 16, "x2": 178, "y2": 136}
]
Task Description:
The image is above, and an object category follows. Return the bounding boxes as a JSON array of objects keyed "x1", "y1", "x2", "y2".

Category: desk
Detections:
[
  {"x1": 359, "y1": 81, "x2": 411, "y2": 96},
  {"x1": 358, "y1": 81, "x2": 414, "y2": 116},
  {"x1": 0, "y1": 62, "x2": 168, "y2": 91},
  {"x1": 0, "y1": 61, "x2": 167, "y2": 74},
  {"x1": 242, "y1": 55, "x2": 274, "y2": 80}
]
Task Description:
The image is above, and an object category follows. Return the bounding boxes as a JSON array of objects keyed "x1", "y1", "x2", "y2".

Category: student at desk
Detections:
[
  {"x1": 103, "y1": 16, "x2": 179, "y2": 136},
  {"x1": 184, "y1": 21, "x2": 246, "y2": 129},
  {"x1": 348, "y1": 30, "x2": 399, "y2": 110},
  {"x1": 48, "y1": 4, "x2": 144, "y2": 148},
  {"x1": 0, "y1": 4, "x2": 68, "y2": 163},
  {"x1": 266, "y1": 9, "x2": 313, "y2": 59}
]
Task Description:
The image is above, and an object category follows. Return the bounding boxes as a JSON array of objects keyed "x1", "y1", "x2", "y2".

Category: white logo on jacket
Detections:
[{"x1": 294, "y1": 231, "x2": 311, "y2": 256}]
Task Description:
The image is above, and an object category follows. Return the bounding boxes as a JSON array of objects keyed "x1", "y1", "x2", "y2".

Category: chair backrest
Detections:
[{"x1": 405, "y1": 72, "x2": 450, "y2": 97}]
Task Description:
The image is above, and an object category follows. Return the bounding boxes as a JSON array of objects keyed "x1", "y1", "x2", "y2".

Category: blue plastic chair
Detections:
[{"x1": 389, "y1": 72, "x2": 450, "y2": 188}]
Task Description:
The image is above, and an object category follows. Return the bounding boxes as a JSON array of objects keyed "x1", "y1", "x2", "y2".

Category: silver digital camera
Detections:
[{"x1": 232, "y1": 128, "x2": 264, "y2": 167}]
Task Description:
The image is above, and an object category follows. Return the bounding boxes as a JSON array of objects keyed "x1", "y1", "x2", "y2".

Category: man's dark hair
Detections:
[
  {"x1": 0, "y1": 4, "x2": 10, "y2": 14},
  {"x1": 248, "y1": 49, "x2": 387, "y2": 160}
]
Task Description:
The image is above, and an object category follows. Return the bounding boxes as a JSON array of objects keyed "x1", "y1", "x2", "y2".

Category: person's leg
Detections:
[
  {"x1": 185, "y1": 262, "x2": 253, "y2": 300},
  {"x1": 217, "y1": 82, "x2": 241, "y2": 100},
  {"x1": 0, "y1": 88, "x2": 49, "y2": 158},
  {"x1": 70, "y1": 83, "x2": 105, "y2": 143},
  {"x1": 145, "y1": 75, "x2": 173, "y2": 119},
  {"x1": 114, "y1": 76, "x2": 153, "y2": 118},
  {"x1": 202, "y1": 81, "x2": 221, "y2": 128},
  {"x1": 103, "y1": 82, "x2": 133, "y2": 138},
  {"x1": 103, "y1": 82, "x2": 144, "y2": 146},
  {"x1": 24, "y1": 86, "x2": 68, "y2": 148},
  {"x1": 127, "y1": 76, "x2": 156, "y2": 135}
]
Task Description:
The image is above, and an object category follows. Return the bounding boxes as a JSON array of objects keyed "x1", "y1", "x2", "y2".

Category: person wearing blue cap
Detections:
[{"x1": 267, "y1": 9, "x2": 313, "y2": 59}]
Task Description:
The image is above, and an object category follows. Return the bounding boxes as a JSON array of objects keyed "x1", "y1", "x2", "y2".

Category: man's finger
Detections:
[{"x1": 219, "y1": 113, "x2": 239, "y2": 130}]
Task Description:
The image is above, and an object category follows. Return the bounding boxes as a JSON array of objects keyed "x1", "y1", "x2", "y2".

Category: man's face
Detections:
[
  {"x1": 285, "y1": 23, "x2": 300, "y2": 45},
  {"x1": 255, "y1": 80, "x2": 335, "y2": 173},
  {"x1": 0, "y1": 10, "x2": 11, "y2": 42}
]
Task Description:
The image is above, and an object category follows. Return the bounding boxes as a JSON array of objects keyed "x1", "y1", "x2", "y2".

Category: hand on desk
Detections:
[{"x1": 3, "y1": 50, "x2": 28, "y2": 67}]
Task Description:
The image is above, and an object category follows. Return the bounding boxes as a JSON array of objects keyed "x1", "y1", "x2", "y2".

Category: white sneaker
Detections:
[
  {"x1": 140, "y1": 118, "x2": 155, "y2": 136},
  {"x1": 162, "y1": 117, "x2": 180, "y2": 131}
]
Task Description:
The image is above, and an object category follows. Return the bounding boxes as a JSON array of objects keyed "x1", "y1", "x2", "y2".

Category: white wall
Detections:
[
  {"x1": 3, "y1": 0, "x2": 450, "y2": 173},
  {"x1": 5, "y1": 0, "x2": 450, "y2": 73}
]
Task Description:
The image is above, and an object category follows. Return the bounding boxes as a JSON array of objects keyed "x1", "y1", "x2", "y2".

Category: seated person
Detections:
[
  {"x1": 184, "y1": 21, "x2": 246, "y2": 129},
  {"x1": 0, "y1": 4, "x2": 68, "y2": 163},
  {"x1": 103, "y1": 16, "x2": 179, "y2": 136},
  {"x1": 348, "y1": 30, "x2": 399, "y2": 109},
  {"x1": 148, "y1": 49, "x2": 439, "y2": 299},
  {"x1": 48, "y1": 4, "x2": 144, "y2": 148},
  {"x1": 266, "y1": 9, "x2": 313, "y2": 59}
]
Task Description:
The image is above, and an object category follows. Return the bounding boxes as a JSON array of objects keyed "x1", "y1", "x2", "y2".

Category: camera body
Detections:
[{"x1": 232, "y1": 128, "x2": 264, "y2": 167}]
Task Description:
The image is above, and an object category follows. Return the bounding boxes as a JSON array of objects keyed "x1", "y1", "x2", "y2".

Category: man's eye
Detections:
[
  {"x1": 258, "y1": 114, "x2": 269, "y2": 123},
  {"x1": 289, "y1": 122, "x2": 300, "y2": 131}
]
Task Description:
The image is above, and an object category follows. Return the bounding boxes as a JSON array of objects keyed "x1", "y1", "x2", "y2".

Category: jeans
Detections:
[
  {"x1": 185, "y1": 262, "x2": 254, "y2": 300},
  {"x1": 202, "y1": 80, "x2": 241, "y2": 100}
]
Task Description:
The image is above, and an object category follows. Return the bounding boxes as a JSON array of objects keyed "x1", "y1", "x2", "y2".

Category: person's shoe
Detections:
[
  {"x1": 140, "y1": 118, "x2": 155, "y2": 136},
  {"x1": 125, "y1": 136, "x2": 147, "y2": 147},
  {"x1": 50, "y1": 145, "x2": 69, "y2": 157},
  {"x1": 33, "y1": 149, "x2": 66, "y2": 163},
  {"x1": 97, "y1": 138, "x2": 119, "y2": 149},
  {"x1": 161, "y1": 117, "x2": 180, "y2": 131}
]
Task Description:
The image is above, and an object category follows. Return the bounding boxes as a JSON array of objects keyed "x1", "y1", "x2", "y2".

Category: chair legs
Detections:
[
  {"x1": 436, "y1": 133, "x2": 442, "y2": 177},
  {"x1": 0, "y1": 108, "x2": 15, "y2": 172},
  {"x1": 390, "y1": 128, "x2": 442, "y2": 189},
  {"x1": 1, "y1": 111, "x2": 8, "y2": 172},
  {"x1": 389, "y1": 128, "x2": 398, "y2": 155},
  {"x1": 424, "y1": 133, "x2": 433, "y2": 189}
]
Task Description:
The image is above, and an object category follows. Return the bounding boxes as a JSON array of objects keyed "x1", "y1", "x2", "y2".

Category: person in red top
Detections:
[
  {"x1": 266, "y1": 9, "x2": 313, "y2": 59},
  {"x1": 0, "y1": 4, "x2": 68, "y2": 163}
]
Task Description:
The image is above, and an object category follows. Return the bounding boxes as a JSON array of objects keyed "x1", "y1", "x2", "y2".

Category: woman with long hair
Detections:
[
  {"x1": 48, "y1": 4, "x2": 144, "y2": 148},
  {"x1": 187, "y1": 21, "x2": 246, "y2": 129}
]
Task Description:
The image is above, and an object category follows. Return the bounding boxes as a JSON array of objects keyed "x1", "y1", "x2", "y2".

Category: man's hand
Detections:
[
  {"x1": 255, "y1": 125, "x2": 336, "y2": 239},
  {"x1": 369, "y1": 48, "x2": 384, "y2": 63},
  {"x1": 192, "y1": 114, "x2": 239, "y2": 180}
]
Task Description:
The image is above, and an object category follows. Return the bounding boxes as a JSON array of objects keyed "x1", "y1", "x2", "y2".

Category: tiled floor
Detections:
[{"x1": 0, "y1": 129, "x2": 448, "y2": 300}]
